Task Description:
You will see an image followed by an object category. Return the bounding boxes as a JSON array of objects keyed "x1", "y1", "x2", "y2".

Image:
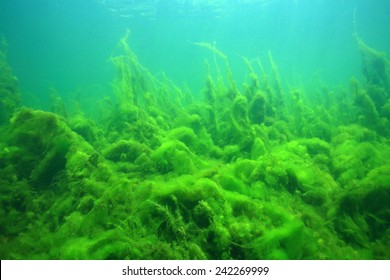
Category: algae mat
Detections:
[{"x1": 0, "y1": 31, "x2": 389, "y2": 260}]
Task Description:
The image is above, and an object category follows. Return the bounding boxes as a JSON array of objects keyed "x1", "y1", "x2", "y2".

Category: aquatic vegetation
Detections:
[
  {"x1": 192, "y1": 41, "x2": 227, "y2": 61},
  {"x1": 334, "y1": 165, "x2": 390, "y2": 258},
  {"x1": 1, "y1": 32, "x2": 390, "y2": 260},
  {"x1": 0, "y1": 35, "x2": 20, "y2": 125}
]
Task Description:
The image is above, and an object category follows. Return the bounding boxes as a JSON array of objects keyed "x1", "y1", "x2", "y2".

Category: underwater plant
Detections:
[
  {"x1": 1, "y1": 31, "x2": 390, "y2": 260},
  {"x1": 0, "y1": 35, "x2": 20, "y2": 126}
]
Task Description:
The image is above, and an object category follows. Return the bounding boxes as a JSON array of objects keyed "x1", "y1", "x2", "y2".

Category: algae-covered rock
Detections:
[
  {"x1": 151, "y1": 140, "x2": 198, "y2": 174},
  {"x1": 331, "y1": 140, "x2": 379, "y2": 185},
  {"x1": 6, "y1": 108, "x2": 73, "y2": 189},
  {"x1": 233, "y1": 158, "x2": 260, "y2": 184},
  {"x1": 217, "y1": 172, "x2": 247, "y2": 194},
  {"x1": 69, "y1": 114, "x2": 98, "y2": 144},
  {"x1": 222, "y1": 144, "x2": 240, "y2": 162},
  {"x1": 168, "y1": 126, "x2": 203, "y2": 154},
  {"x1": 103, "y1": 139, "x2": 150, "y2": 163},
  {"x1": 334, "y1": 165, "x2": 390, "y2": 256}
]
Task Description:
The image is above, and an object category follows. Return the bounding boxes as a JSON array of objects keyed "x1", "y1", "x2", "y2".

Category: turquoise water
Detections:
[
  {"x1": 0, "y1": 0, "x2": 390, "y2": 260},
  {"x1": 1, "y1": 0, "x2": 389, "y2": 100}
]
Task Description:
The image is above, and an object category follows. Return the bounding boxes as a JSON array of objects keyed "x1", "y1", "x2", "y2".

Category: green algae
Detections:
[
  {"x1": 0, "y1": 35, "x2": 20, "y2": 126},
  {"x1": 0, "y1": 33, "x2": 390, "y2": 260}
]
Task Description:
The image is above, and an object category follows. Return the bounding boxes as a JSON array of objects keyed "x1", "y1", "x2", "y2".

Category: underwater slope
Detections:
[{"x1": 0, "y1": 32, "x2": 389, "y2": 259}]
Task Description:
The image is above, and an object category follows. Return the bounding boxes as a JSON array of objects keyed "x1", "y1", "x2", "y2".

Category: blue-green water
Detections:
[
  {"x1": 0, "y1": 0, "x2": 390, "y2": 260},
  {"x1": 1, "y1": 0, "x2": 389, "y2": 100}
]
